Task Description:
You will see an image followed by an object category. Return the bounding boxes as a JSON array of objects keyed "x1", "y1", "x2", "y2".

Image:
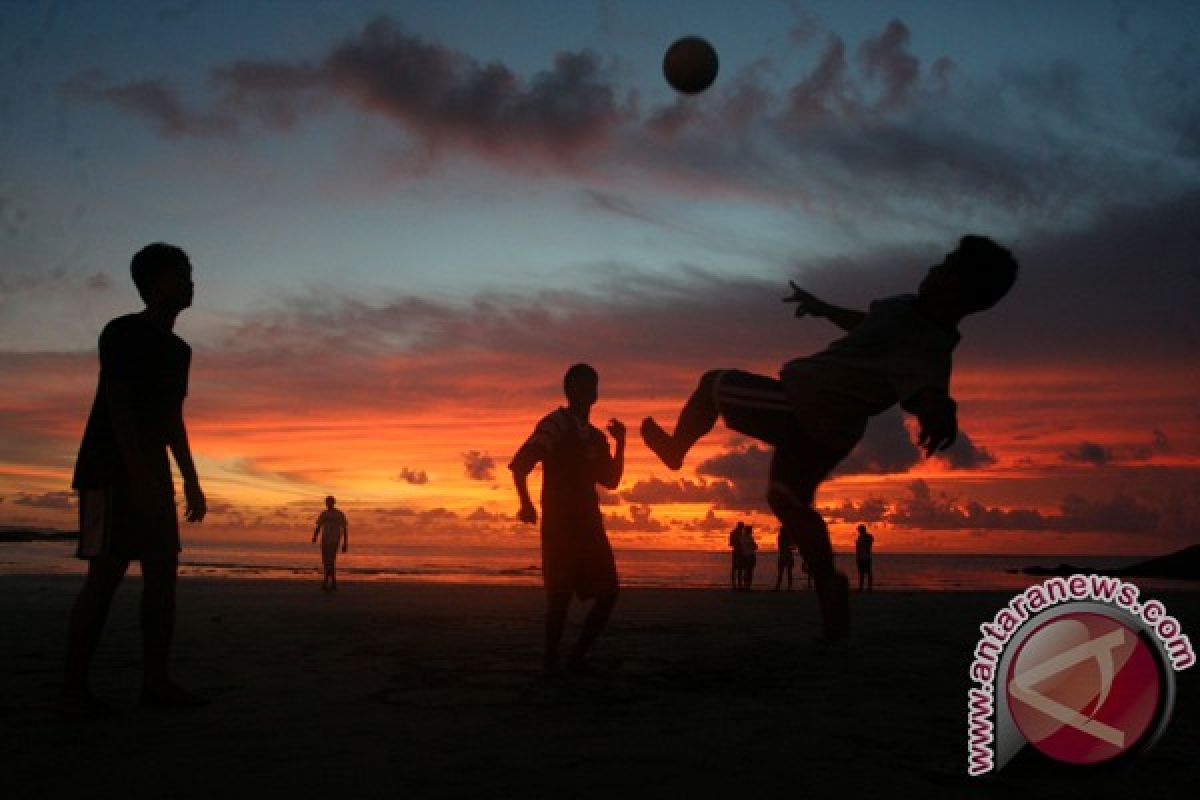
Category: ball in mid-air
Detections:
[{"x1": 663, "y1": 36, "x2": 718, "y2": 94}]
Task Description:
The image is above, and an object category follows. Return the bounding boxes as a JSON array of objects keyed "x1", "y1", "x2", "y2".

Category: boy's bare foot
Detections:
[
  {"x1": 139, "y1": 682, "x2": 209, "y2": 709},
  {"x1": 58, "y1": 689, "x2": 121, "y2": 720},
  {"x1": 542, "y1": 652, "x2": 563, "y2": 679},
  {"x1": 815, "y1": 572, "x2": 850, "y2": 642},
  {"x1": 640, "y1": 417, "x2": 682, "y2": 470}
]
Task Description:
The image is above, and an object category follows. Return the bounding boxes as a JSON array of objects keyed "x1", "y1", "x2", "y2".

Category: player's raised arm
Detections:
[
  {"x1": 599, "y1": 418, "x2": 626, "y2": 490},
  {"x1": 782, "y1": 281, "x2": 866, "y2": 332},
  {"x1": 902, "y1": 387, "x2": 958, "y2": 457}
]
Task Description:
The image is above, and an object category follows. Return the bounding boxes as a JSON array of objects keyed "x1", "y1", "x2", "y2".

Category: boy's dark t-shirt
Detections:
[
  {"x1": 510, "y1": 408, "x2": 618, "y2": 598},
  {"x1": 72, "y1": 313, "x2": 191, "y2": 490},
  {"x1": 511, "y1": 408, "x2": 613, "y2": 527}
]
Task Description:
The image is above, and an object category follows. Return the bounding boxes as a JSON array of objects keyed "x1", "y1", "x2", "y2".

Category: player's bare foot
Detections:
[
  {"x1": 815, "y1": 572, "x2": 850, "y2": 642},
  {"x1": 640, "y1": 417, "x2": 682, "y2": 470},
  {"x1": 58, "y1": 689, "x2": 121, "y2": 720},
  {"x1": 542, "y1": 652, "x2": 563, "y2": 679},
  {"x1": 139, "y1": 682, "x2": 209, "y2": 709}
]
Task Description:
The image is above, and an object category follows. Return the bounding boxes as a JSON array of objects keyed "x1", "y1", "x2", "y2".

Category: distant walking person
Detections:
[
  {"x1": 63, "y1": 243, "x2": 208, "y2": 717},
  {"x1": 728, "y1": 521, "x2": 746, "y2": 589},
  {"x1": 313, "y1": 496, "x2": 349, "y2": 591},
  {"x1": 855, "y1": 524, "x2": 875, "y2": 592},
  {"x1": 775, "y1": 529, "x2": 795, "y2": 591},
  {"x1": 510, "y1": 364, "x2": 626, "y2": 676},
  {"x1": 739, "y1": 524, "x2": 758, "y2": 590},
  {"x1": 640, "y1": 236, "x2": 1017, "y2": 639}
]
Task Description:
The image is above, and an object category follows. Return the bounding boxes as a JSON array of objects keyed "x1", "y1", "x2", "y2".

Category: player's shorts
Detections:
[
  {"x1": 857, "y1": 557, "x2": 873, "y2": 575},
  {"x1": 321, "y1": 537, "x2": 341, "y2": 570},
  {"x1": 540, "y1": 519, "x2": 619, "y2": 600},
  {"x1": 712, "y1": 369, "x2": 801, "y2": 445},
  {"x1": 76, "y1": 483, "x2": 180, "y2": 562},
  {"x1": 712, "y1": 370, "x2": 852, "y2": 503}
]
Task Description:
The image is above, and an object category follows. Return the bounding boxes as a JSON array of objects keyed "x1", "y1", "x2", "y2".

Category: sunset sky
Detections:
[{"x1": 2, "y1": 1, "x2": 1198, "y2": 555}]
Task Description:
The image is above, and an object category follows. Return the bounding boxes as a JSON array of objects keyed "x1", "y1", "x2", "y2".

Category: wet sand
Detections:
[{"x1": 2, "y1": 575, "x2": 1198, "y2": 797}]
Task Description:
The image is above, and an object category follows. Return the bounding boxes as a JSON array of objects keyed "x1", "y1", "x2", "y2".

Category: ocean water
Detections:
[{"x1": 2, "y1": 537, "x2": 1195, "y2": 592}]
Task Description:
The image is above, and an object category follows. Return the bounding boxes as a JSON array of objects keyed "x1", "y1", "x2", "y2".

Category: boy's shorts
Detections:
[
  {"x1": 321, "y1": 538, "x2": 341, "y2": 570},
  {"x1": 540, "y1": 520, "x2": 619, "y2": 600},
  {"x1": 77, "y1": 484, "x2": 181, "y2": 562},
  {"x1": 712, "y1": 369, "x2": 852, "y2": 501},
  {"x1": 712, "y1": 369, "x2": 798, "y2": 444}
]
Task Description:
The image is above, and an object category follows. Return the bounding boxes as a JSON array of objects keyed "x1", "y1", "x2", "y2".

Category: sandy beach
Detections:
[{"x1": 3, "y1": 575, "x2": 1198, "y2": 797}]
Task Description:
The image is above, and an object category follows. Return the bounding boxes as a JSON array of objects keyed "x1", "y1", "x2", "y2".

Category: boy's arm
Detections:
[
  {"x1": 901, "y1": 388, "x2": 958, "y2": 457},
  {"x1": 312, "y1": 515, "x2": 321, "y2": 542},
  {"x1": 341, "y1": 519, "x2": 348, "y2": 552},
  {"x1": 782, "y1": 282, "x2": 866, "y2": 332},
  {"x1": 511, "y1": 418, "x2": 557, "y2": 525},
  {"x1": 167, "y1": 406, "x2": 206, "y2": 522},
  {"x1": 511, "y1": 461, "x2": 538, "y2": 525},
  {"x1": 598, "y1": 419, "x2": 626, "y2": 490}
]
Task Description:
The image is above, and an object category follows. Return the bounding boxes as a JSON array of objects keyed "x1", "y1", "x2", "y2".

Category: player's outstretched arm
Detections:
[
  {"x1": 599, "y1": 419, "x2": 626, "y2": 490},
  {"x1": 510, "y1": 463, "x2": 538, "y2": 525},
  {"x1": 782, "y1": 281, "x2": 866, "y2": 332},
  {"x1": 903, "y1": 388, "x2": 958, "y2": 457}
]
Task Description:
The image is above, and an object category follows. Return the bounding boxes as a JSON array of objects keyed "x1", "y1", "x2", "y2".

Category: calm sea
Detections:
[{"x1": 2, "y1": 537, "x2": 1195, "y2": 592}]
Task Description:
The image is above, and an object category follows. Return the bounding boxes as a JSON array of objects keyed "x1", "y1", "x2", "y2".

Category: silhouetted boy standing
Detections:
[
  {"x1": 64, "y1": 243, "x2": 207, "y2": 715},
  {"x1": 511, "y1": 363, "x2": 625, "y2": 675}
]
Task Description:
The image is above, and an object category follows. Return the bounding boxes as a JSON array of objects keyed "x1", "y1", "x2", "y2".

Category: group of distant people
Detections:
[
  {"x1": 61, "y1": 234, "x2": 1016, "y2": 712},
  {"x1": 724, "y1": 520, "x2": 873, "y2": 592}
]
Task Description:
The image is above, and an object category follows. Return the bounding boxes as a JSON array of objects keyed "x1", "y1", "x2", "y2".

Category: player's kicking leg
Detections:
[
  {"x1": 643, "y1": 370, "x2": 789, "y2": 469},
  {"x1": 766, "y1": 448, "x2": 849, "y2": 641}
]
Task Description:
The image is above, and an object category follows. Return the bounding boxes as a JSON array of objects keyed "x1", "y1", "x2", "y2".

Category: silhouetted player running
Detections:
[
  {"x1": 641, "y1": 236, "x2": 1017, "y2": 640},
  {"x1": 511, "y1": 364, "x2": 626, "y2": 675}
]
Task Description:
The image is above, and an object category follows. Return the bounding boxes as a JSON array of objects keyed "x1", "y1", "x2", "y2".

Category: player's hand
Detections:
[
  {"x1": 184, "y1": 480, "x2": 207, "y2": 522},
  {"x1": 914, "y1": 391, "x2": 958, "y2": 457},
  {"x1": 342, "y1": 543, "x2": 348, "y2": 554},
  {"x1": 782, "y1": 281, "x2": 829, "y2": 318},
  {"x1": 607, "y1": 418, "x2": 626, "y2": 444},
  {"x1": 517, "y1": 501, "x2": 538, "y2": 525}
]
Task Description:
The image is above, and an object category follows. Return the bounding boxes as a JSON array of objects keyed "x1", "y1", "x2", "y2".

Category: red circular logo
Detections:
[{"x1": 1006, "y1": 612, "x2": 1161, "y2": 765}]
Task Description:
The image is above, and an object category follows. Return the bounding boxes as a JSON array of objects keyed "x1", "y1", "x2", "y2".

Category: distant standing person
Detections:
[
  {"x1": 313, "y1": 496, "x2": 349, "y2": 592},
  {"x1": 510, "y1": 363, "x2": 626, "y2": 676},
  {"x1": 727, "y1": 521, "x2": 745, "y2": 590},
  {"x1": 64, "y1": 243, "x2": 208, "y2": 716},
  {"x1": 740, "y1": 524, "x2": 758, "y2": 590},
  {"x1": 855, "y1": 524, "x2": 875, "y2": 592},
  {"x1": 775, "y1": 528, "x2": 795, "y2": 591}
]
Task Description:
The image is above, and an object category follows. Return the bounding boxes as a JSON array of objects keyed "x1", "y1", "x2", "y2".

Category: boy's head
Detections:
[
  {"x1": 857, "y1": 524, "x2": 867, "y2": 535},
  {"x1": 325, "y1": 496, "x2": 336, "y2": 509},
  {"x1": 563, "y1": 363, "x2": 599, "y2": 407},
  {"x1": 919, "y1": 235, "x2": 1018, "y2": 315},
  {"x1": 131, "y1": 243, "x2": 193, "y2": 310}
]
